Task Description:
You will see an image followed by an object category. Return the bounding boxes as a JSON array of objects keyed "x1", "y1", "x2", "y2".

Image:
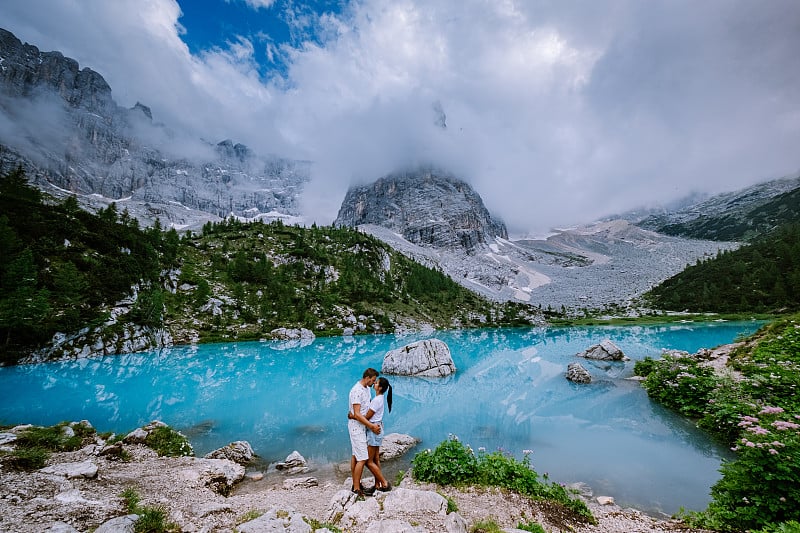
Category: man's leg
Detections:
[{"x1": 353, "y1": 459, "x2": 367, "y2": 491}]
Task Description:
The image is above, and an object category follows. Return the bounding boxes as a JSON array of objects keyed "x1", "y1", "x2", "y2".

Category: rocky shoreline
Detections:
[{"x1": 0, "y1": 422, "x2": 718, "y2": 533}]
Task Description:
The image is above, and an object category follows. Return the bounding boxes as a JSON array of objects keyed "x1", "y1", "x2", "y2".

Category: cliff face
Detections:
[
  {"x1": 0, "y1": 28, "x2": 307, "y2": 227},
  {"x1": 335, "y1": 168, "x2": 507, "y2": 252}
]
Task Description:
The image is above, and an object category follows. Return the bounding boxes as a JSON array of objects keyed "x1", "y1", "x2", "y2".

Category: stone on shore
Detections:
[
  {"x1": 275, "y1": 450, "x2": 309, "y2": 474},
  {"x1": 382, "y1": 339, "x2": 456, "y2": 377},
  {"x1": 284, "y1": 476, "x2": 319, "y2": 490},
  {"x1": 576, "y1": 339, "x2": 629, "y2": 361},
  {"x1": 379, "y1": 433, "x2": 421, "y2": 460},
  {"x1": 203, "y1": 440, "x2": 254, "y2": 464},
  {"x1": 237, "y1": 507, "x2": 313, "y2": 533}
]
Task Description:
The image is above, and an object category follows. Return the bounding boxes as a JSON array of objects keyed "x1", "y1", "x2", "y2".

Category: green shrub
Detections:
[
  {"x1": 134, "y1": 505, "x2": 179, "y2": 533},
  {"x1": 302, "y1": 517, "x2": 342, "y2": 532},
  {"x1": 516, "y1": 522, "x2": 546, "y2": 533},
  {"x1": 470, "y1": 519, "x2": 503, "y2": 533},
  {"x1": 633, "y1": 356, "x2": 659, "y2": 377},
  {"x1": 120, "y1": 487, "x2": 180, "y2": 533},
  {"x1": 756, "y1": 521, "x2": 800, "y2": 533},
  {"x1": 640, "y1": 354, "x2": 718, "y2": 417},
  {"x1": 14, "y1": 425, "x2": 66, "y2": 450},
  {"x1": 701, "y1": 406, "x2": 800, "y2": 531},
  {"x1": 8, "y1": 446, "x2": 49, "y2": 470},
  {"x1": 412, "y1": 436, "x2": 478, "y2": 486},
  {"x1": 412, "y1": 437, "x2": 594, "y2": 524},
  {"x1": 121, "y1": 487, "x2": 141, "y2": 513},
  {"x1": 143, "y1": 426, "x2": 193, "y2": 457}
]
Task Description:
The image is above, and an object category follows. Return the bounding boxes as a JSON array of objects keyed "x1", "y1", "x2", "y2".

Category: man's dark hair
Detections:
[{"x1": 363, "y1": 368, "x2": 379, "y2": 378}]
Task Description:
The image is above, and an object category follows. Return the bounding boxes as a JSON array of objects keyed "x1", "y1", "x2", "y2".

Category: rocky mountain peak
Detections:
[
  {"x1": 0, "y1": 28, "x2": 113, "y2": 115},
  {"x1": 0, "y1": 27, "x2": 307, "y2": 229},
  {"x1": 334, "y1": 167, "x2": 507, "y2": 252}
]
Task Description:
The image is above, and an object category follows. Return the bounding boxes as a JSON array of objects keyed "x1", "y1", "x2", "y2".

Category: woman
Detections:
[{"x1": 364, "y1": 376, "x2": 393, "y2": 491}]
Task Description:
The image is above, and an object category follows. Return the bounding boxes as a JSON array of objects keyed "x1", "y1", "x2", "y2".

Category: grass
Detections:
[
  {"x1": 121, "y1": 487, "x2": 180, "y2": 533},
  {"x1": 549, "y1": 311, "x2": 778, "y2": 327}
]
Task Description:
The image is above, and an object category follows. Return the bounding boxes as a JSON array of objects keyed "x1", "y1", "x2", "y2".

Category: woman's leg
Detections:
[{"x1": 366, "y1": 445, "x2": 387, "y2": 488}]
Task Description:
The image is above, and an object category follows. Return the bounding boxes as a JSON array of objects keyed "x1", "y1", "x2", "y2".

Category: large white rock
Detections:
[
  {"x1": 177, "y1": 458, "x2": 245, "y2": 495},
  {"x1": 95, "y1": 511, "x2": 137, "y2": 531},
  {"x1": 566, "y1": 362, "x2": 592, "y2": 384},
  {"x1": 203, "y1": 440, "x2": 254, "y2": 464},
  {"x1": 383, "y1": 487, "x2": 448, "y2": 515},
  {"x1": 365, "y1": 519, "x2": 426, "y2": 532},
  {"x1": 378, "y1": 433, "x2": 420, "y2": 460},
  {"x1": 382, "y1": 339, "x2": 456, "y2": 377},
  {"x1": 238, "y1": 508, "x2": 312, "y2": 533},
  {"x1": 575, "y1": 339, "x2": 629, "y2": 361},
  {"x1": 40, "y1": 460, "x2": 98, "y2": 479}
]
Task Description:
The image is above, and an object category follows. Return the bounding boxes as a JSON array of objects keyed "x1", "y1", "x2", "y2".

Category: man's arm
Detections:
[
  {"x1": 350, "y1": 403, "x2": 379, "y2": 433},
  {"x1": 348, "y1": 408, "x2": 380, "y2": 433}
]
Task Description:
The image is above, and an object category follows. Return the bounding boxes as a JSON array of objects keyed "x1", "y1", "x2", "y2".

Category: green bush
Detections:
[
  {"x1": 143, "y1": 426, "x2": 194, "y2": 457},
  {"x1": 134, "y1": 505, "x2": 179, "y2": 533},
  {"x1": 8, "y1": 446, "x2": 49, "y2": 470},
  {"x1": 411, "y1": 436, "x2": 478, "y2": 486},
  {"x1": 469, "y1": 519, "x2": 503, "y2": 533},
  {"x1": 412, "y1": 437, "x2": 594, "y2": 524},
  {"x1": 633, "y1": 356, "x2": 658, "y2": 377},
  {"x1": 120, "y1": 487, "x2": 180, "y2": 533},
  {"x1": 703, "y1": 406, "x2": 800, "y2": 531},
  {"x1": 756, "y1": 521, "x2": 800, "y2": 533},
  {"x1": 640, "y1": 354, "x2": 718, "y2": 417},
  {"x1": 516, "y1": 522, "x2": 546, "y2": 533}
]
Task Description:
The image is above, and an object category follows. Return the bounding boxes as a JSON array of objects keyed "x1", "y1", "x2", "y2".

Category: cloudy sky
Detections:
[{"x1": 2, "y1": 0, "x2": 799, "y2": 234}]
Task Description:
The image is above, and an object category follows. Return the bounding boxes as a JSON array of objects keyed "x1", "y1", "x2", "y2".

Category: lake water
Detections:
[{"x1": 0, "y1": 321, "x2": 763, "y2": 515}]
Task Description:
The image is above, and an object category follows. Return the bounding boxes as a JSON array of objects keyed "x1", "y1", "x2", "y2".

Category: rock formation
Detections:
[
  {"x1": 335, "y1": 167, "x2": 507, "y2": 252},
  {"x1": 575, "y1": 340, "x2": 629, "y2": 361},
  {"x1": 382, "y1": 339, "x2": 456, "y2": 377},
  {"x1": 566, "y1": 362, "x2": 592, "y2": 383}
]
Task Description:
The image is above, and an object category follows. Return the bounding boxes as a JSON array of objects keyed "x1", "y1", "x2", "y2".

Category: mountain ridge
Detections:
[{"x1": 0, "y1": 27, "x2": 307, "y2": 230}]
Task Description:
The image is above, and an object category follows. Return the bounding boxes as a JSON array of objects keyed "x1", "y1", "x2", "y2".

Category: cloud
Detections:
[
  {"x1": 2, "y1": 0, "x2": 799, "y2": 234},
  {"x1": 240, "y1": 0, "x2": 277, "y2": 10}
]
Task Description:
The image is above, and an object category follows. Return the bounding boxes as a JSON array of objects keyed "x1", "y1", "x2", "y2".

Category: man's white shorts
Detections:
[{"x1": 348, "y1": 420, "x2": 368, "y2": 461}]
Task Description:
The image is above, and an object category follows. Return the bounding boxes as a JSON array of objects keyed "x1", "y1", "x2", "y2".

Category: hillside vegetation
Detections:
[
  {"x1": 0, "y1": 168, "x2": 536, "y2": 364},
  {"x1": 654, "y1": 185, "x2": 800, "y2": 242},
  {"x1": 645, "y1": 223, "x2": 800, "y2": 313},
  {"x1": 0, "y1": 168, "x2": 179, "y2": 363}
]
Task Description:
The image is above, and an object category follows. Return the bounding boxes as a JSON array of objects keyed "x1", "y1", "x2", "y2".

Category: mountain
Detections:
[
  {"x1": 0, "y1": 27, "x2": 307, "y2": 230},
  {"x1": 635, "y1": 172, "x2": 800, "y2": 241},
  {"x1": 334, "y1": 169, "x2": 735, "y2": 313},
  {"x1": 334, "y1": 168, "x2": 507, "y2": 252}
]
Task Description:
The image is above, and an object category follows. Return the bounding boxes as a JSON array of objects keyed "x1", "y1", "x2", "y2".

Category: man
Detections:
[{"x1": 349, "y1": 367, "x2": 381, "y2": 497}]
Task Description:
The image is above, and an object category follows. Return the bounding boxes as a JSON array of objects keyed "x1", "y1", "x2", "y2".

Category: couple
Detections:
[{"x1": 348, "y1": 367, "x2": 393, "y2": 498}]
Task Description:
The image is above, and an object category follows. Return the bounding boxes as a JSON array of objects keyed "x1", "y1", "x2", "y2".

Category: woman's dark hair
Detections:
[{"x1": 378, "y1": 377, "x2": 392, "y2": 413}]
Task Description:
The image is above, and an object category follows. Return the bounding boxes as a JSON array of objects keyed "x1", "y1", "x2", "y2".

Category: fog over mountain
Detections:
[{"x1": 2, "y1": 0, "x2": 799, "y2": 235}]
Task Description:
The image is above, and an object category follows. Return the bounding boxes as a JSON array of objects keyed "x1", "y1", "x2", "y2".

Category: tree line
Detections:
[{"x1": 646, "y1": 223, "x2": 800, "y2": 313}]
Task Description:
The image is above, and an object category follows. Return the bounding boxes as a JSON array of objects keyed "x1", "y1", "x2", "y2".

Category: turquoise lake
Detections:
[{"x1": 0, "y1": 321, "x2": 764, "y2": 515}]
